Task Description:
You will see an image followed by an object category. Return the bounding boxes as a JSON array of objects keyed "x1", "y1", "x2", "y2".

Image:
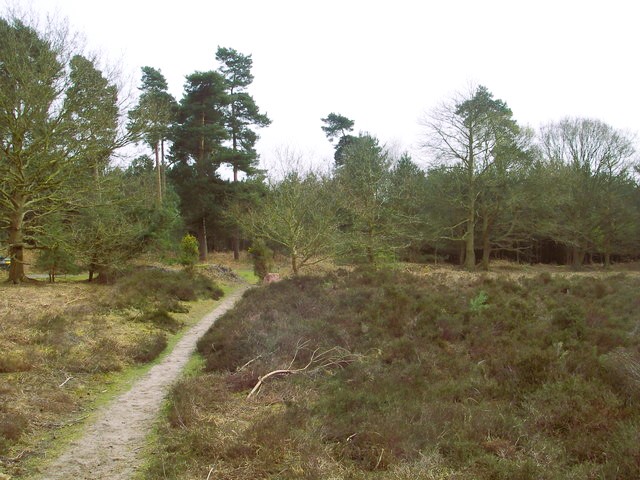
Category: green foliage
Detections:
[
  {"x1": 179, "y1": 234, "x2": 199, "y2": 270},
  {"x1": 335, "y1": 135, "x2": 401, "y2": 264},
  {"x1": 469, "y1": 290, "x2": 489, "y2": 313},
  {"x1": 0, "y1": 16, "x2": 123, "y2": 282},
  {"x1": 216, "y1": 46, "x2": 271, "y2": 179},
  {"x1": 248, "y1": 238, "x2": 273, "y2": 280},
  {"x1": 321, "y1": 112, "x2": 356, "y2": 165}
]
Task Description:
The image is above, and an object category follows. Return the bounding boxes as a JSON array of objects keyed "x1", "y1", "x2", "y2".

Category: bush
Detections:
[
  {"x1": 0, "y1": 411, "x2": 27, "y2": 453},
  {"x1": 138, "y1": 309, "x2": 183, "y2": 333},
  {"x1": 110, "y1": 268, "x2": 223, "y2": 311},
  {"x1": 0, "y1": 351, "x2": 33, "y2": 373},
  {"x1": 179, "y1": 234, "x2": 199, "y2": 271},
  {"x1": 132, "y1": 332, "x2": 167, "y2": 363},
  {"x1": 249, "y1": 238, "x2": 273, "y2": 280}
]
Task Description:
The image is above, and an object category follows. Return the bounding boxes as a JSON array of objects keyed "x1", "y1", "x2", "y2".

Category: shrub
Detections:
[
  {"x1": 111, "y1": 268, "x2": 223, "y2": 311},
  {"x1": 145, "y1": 269, "x2": 640, "y2": 479},
  {"x1": 179, "y1": 234, "x2": 199, "y2": 271},
  {"x1": 138, "y1": 309, "x2": 182, "y2": 334},
  {"x1": 0, "y1": 411, "x2": 27, "y2": 453},
  {"x1": 0, "y1": 351, "x2": 33, "y2": 373},
  {"x1": 249, "y1": 238, "x2": 273, "y2": 280},
  {"x1": 132, "y1": 332, "x2": 167, "y2": 363}
]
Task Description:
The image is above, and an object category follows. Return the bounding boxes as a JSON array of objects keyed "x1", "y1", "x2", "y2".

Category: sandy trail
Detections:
[{"x1": 37, "y1": 287, "x2": 248, "y2": 480}]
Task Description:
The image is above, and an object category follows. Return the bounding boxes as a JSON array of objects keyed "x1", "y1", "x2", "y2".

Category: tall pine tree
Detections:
[
  {"x1": 128, "y1": 67, "x2": 177, "y2": 205},
  {"x1": 216, "y1": 47, "x2": 270, "y2": 259},
  {"x1": 169, "y1": 71, "x2": 228, "y2": 260}
]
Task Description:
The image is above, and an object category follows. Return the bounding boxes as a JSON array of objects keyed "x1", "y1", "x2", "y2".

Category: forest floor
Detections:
[{"x1": 34, "y1": 286, "x2": 248, "y2": 480}]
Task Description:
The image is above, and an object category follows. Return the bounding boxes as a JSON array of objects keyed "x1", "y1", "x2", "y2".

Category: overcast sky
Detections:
[{"x1": 15, "y1": 0, "x2": 640, "y2": 170}]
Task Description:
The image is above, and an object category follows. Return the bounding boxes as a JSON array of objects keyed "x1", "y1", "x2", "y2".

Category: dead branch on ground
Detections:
[{"x1": 247, "y1": 339, "x2": 356, "y2": 399}]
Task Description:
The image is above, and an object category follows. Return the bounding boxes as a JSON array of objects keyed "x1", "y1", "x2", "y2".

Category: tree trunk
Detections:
[
  {"x1": 571, "y1": 245, "x2": 584, "y2": 269},
  {"x1": 198, "y1": 217, "x2": 208, "y2": 261},
  {"x1": 161, "y1": 139, "x2": 167, "y2": 198},
  {"x1": 464, "y1": 198, "x2": 476, "y2": 270},
  {"x1": 291, "y1": 252, "x2": 299, "y2": 275},
  {"x1": 603, "y1": 236, "x2": 611, "y2": 268},
  {"x1": 232, "y1": 231, "x2": 240, "y2": 261},
  {"x1": 481, "y1": 214, "x2": 491, "y2": 271},
  {"x1": 7, "y1": 200, "x2": 26, "y2": 284},
  {"x1": 154, "y1": 141, "x2": 162, "y2": 205}
]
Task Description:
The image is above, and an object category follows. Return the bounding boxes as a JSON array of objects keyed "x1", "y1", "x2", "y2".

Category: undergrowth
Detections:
[
  {"x1": 0, "y1": 267, "x2": 224, "y2": 478},
  {"x1": 146, "y1": 268, "x2": 640, "y2": 479}
]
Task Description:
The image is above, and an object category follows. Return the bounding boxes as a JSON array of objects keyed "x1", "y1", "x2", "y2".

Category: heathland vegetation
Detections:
[{"x1": 144, "y1": 267, "x2": 640, "y2": 479}]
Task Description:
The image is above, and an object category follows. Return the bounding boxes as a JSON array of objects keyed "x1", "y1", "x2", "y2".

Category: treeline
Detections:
[
  {"x1": 2, "y1": 13, "x2": 639, "y2": 283},
  {"x1": 244, "y1": 88, "x2": 640, "y2": 272}
]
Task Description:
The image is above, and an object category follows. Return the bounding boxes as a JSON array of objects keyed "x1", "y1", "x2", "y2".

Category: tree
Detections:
[
  {"x1": 63, "y1": 54, "x2": 119, "y2": 182},
  {"x1": 216, "y1": 46, "x2": 271, "y2": 259},
  {"x1": 538, "y1": 118, "x2": 636, "y2": 267},
  {"x1": 387, "y1": 153, "x2": 432, "y2": 261},
  {"x1": 474, "y1": 127, "x2": 535, "y2": 269},
  {"x1": 0, "y1": 15, "x2": 126, "y2": 283},
  {"x1": 321, "y1": 112, "x2": 356, "y2": 166},
  {"x1": 169, "y1": 71, "x2": 229, "y2": 260},
  {"x1": 241, "y1": 167, "x2": 338, "y2": 275},
  {"x1": 72, "y1": 167, "x2": 174, "y2": 283},
  {"x1": 128, "y1": 67, "x2": 177, "y2": 205},
  {"x1": 421, "y1": 85, "x2": 520, "y2": 270},
  {"x1": 334, "y1": 135, "x2": 398, "y2": 264}
]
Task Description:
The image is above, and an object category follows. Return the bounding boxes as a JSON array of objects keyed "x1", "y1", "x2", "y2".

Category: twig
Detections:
[
  {"x1": 0, "y1": 449, "x2": 28, "y2": 463},
  {"x1": 64, "y1": 296, "x2": 86, "y2": 306},
  {"x1": 205, "y1": 466, "x2": 215, "y2": 480},
  {"x1": 58, "y1": 375, "x2": 73, "y2": 388},
  {"x1": 375, "y1": 448, "x2": 385, "y2": 469},
  {"x1": 236, "y1": 354, "x2": 263, "y2": 372}
]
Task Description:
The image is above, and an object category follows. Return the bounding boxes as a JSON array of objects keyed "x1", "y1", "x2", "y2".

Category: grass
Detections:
[
  {"x1": 142, "y1": 266, "x2": 640, "y2": 479},
  {"x1": 0, "y1": 266, "x2": 230, "y2": 479}
]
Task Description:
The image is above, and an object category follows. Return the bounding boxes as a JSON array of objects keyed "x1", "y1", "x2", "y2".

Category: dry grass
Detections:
[{"x1": 0, "y1": 268, "x2": 224, "y2": 478}]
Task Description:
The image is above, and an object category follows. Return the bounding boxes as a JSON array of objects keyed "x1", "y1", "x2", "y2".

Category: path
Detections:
[{"x1": 37, "y1": 286, "x2": 248, "y2": 480}]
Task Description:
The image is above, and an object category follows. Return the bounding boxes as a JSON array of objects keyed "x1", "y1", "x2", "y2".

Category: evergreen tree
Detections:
[
  {"x1": 128, "y1": 66, "x2": 177, "y2": 204},
  {"x1": 169, "y1": 71, "x2": 228, "y2": 260},
  {"x1": 215, "y1": 47, "x2": 271, "y2": 259},
  {"x1": 321, "y1": 112, "x2": 356, "y2": 166}
]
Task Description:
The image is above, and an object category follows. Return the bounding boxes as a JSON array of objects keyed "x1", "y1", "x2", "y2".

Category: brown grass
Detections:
[{"x1": 0, "y1": 267, "x2": 223, "y2": 478}]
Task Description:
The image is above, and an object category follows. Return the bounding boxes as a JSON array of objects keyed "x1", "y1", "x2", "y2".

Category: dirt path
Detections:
[{"x1": 37, "y1": 287, "x2": 248, "y2": 480}]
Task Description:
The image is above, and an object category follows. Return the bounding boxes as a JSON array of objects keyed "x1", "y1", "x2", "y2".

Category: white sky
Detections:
[{"x1": 14, "y1": 0, "x2": 640, "y2": 171}]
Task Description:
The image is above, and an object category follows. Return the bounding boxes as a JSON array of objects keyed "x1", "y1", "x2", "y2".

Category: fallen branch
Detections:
[
  {"x1": 58, "y1": 375, "x2": 73, "y2": 388},
  {"x1": 247, "y1": 340, "x2": 356, "y2": 399},
  {"x1": 0, "y1": 449, "x2": 28, "y2": 463}
]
